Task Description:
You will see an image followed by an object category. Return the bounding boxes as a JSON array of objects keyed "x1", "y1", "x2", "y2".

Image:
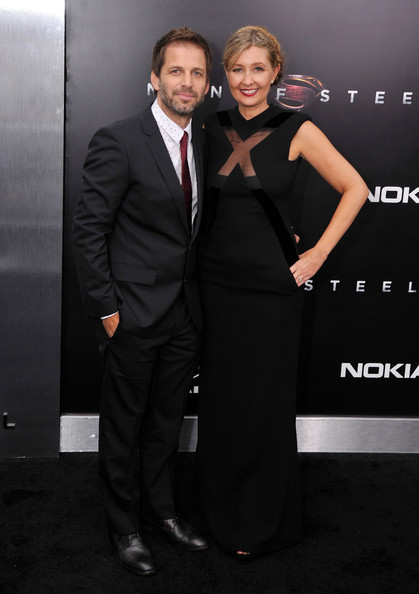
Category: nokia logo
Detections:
[
  {"x1": 341, "y1": 363, "x2": 419, "y2": 379},
  {"x1": 368, "y1": 186, "x2": 419, "y2": 204}
]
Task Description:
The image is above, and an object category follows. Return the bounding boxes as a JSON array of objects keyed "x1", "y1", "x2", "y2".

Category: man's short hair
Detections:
[{"x1": 151, "y1": 26, "x2": 212, "y2": 80}]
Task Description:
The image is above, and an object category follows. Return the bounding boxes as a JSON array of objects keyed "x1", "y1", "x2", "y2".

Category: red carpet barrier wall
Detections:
[{"x1": 63, "y1": 0, "x2": 419, "y2": 420}]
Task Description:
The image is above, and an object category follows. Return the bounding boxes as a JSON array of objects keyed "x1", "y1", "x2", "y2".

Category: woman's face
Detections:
[{"x1": 226, "y1": 46, "x2": 280, "y2": 117}]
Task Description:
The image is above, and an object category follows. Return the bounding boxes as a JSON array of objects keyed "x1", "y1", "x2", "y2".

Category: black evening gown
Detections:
[{"x1": 197, "y1": 105, "x2": 311, "y2": 553}]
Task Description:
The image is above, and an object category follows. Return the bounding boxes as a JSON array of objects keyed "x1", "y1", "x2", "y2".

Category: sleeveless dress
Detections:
[{"x1": 197, "y1": 105, "x2": 311, "y2": 553}]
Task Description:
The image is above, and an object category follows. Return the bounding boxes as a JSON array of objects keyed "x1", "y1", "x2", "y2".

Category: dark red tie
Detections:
[{"x1": 180, "y1": 131, "x2": 192, "y2": 223}]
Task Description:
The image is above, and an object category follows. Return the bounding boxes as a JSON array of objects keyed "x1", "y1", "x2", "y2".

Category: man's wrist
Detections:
[{"x1": 101, "y1": 311, "x2": 119, "y2": 320}]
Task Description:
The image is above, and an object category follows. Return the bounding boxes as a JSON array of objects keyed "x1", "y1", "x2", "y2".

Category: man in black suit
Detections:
[{"x1": 72, "y1": 27, "x2": 211, "y2": 576}]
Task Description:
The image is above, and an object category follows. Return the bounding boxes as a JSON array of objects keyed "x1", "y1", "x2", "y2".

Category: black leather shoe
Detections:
[
  {"x1": 146, "y1": 517, "x2": 208, "y2": 551},
  {"x1": 108, "y1": 531, "x2": 157, "y2": 575}
]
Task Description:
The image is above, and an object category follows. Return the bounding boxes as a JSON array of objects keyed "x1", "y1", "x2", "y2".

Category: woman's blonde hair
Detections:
[{"x1": 222, "y1": 25, "x2": 284, "y2": 85}]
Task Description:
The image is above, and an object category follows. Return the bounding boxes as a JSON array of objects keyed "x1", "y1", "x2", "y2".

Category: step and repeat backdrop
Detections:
[{"x1": 63, "y1": 0, "x2": 419, "y2": 420}]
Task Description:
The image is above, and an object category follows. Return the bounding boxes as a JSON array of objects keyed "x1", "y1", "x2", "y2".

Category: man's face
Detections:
[{"x1": 151, "y1": 42, "x2": 209, "y2": 124}]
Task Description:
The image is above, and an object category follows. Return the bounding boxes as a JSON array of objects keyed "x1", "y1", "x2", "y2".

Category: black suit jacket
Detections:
[{"x1": 72, "y1": 106, "x2": 205, "y2": 333}]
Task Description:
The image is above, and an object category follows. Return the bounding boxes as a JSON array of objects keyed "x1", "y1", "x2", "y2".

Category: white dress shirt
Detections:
[{"x1": 151, "y1": 99, "x2": 198, "y2": 227}]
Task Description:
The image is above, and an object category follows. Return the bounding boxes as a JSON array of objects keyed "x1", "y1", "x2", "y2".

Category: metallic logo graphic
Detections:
[{"x1": 277, "y1": 75, "x2": 325, "y2": 110}]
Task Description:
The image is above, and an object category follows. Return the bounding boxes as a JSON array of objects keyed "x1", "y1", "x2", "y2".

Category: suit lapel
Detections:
[
  {"x1": 191, "y1": 124, "x2": 205, "y2": 243},
  {"x1": 141, "y1": 108, "x2": 189, "y2": 235}
]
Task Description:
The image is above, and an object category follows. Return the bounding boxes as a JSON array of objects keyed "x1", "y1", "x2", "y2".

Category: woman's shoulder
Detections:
[{"x1": 266, "y1": 105, "x2": 312, "y2": 127}]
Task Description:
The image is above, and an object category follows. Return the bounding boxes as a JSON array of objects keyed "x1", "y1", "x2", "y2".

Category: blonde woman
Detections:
[{"x1": 197, "y1": 26, "x2": 368, "y2": 560}]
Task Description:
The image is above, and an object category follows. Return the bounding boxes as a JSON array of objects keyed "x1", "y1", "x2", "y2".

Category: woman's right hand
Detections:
[{"x1": 290, "y1": 246, "x2": 328, "y2": 287}]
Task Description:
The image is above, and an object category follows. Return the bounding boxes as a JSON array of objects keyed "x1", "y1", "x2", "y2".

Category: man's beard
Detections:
[{"x1": 158, "y1": 85, "x2": 204, "y2": 117}]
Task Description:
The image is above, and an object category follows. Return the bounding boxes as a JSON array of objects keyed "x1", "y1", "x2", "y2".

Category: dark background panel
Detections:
[{"x1": 62, "y1": 0, "x2": 419, "y2": 416}]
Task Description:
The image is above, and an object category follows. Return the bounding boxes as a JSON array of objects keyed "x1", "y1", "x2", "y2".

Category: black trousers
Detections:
[{"x1": 98, "y1": 297, "x2": 200, "y2": 534}]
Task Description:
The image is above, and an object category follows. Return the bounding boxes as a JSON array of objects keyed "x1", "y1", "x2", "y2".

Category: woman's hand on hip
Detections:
[{"x1": 290, "y1": 247, "x2": 328, "y2": 287}]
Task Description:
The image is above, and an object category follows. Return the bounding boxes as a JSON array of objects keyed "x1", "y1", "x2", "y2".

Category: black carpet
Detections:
[{"x1": 1, "y1": 453, "x2": 418, "y2": 593}]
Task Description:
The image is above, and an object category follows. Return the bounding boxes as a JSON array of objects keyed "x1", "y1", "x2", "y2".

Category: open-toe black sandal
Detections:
[{"x1": 231, "y1": 551, "x2": 254, "y2": 564}]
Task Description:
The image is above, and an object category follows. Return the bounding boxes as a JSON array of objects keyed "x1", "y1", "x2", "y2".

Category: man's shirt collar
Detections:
[{"x1": 151, "y1": 100, "x2": 192, "y2": 143}]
